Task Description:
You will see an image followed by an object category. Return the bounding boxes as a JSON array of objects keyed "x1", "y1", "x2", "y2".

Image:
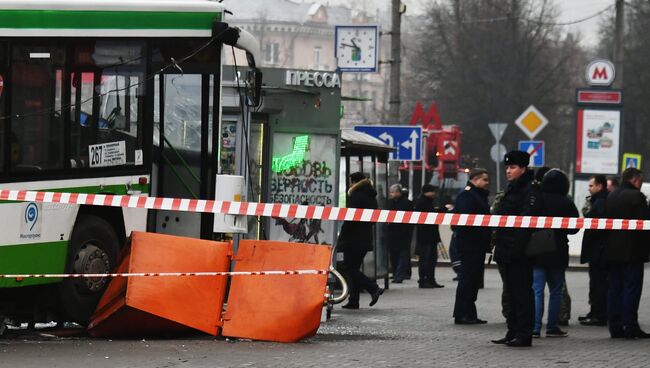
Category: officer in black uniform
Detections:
[
  {"x1": 491, "y1": 150, "x2": 541, "y2": 347},
  {"x1": 452, "y1": 168, "x2": 491, "y2": 324}
]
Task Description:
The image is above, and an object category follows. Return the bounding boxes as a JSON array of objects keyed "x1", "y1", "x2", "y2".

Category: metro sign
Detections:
[{"x1": 585, "y1": 59, "x2": 615, "y2": 87}]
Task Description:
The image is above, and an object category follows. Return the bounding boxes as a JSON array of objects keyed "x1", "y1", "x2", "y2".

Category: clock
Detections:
[{"x1": 334, "y1": 25, "x2": 378, "y2": 72}]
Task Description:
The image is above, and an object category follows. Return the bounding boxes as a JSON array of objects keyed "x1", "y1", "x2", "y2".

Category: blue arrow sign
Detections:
[
  {"x1": 354, "y1": 125, "x2": 422, "y2": 161},
  {"x1": 518, "y1": 140, "x2": 545, "y2": 167}
]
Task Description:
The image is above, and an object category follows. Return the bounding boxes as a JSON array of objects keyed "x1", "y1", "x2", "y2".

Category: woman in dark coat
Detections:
[
  {"x1": 532, "y1": 169, "x2": 579, "y2": 337},
  {"x1": 337, "y1": 172, "x2": 383, "y2": 309}
]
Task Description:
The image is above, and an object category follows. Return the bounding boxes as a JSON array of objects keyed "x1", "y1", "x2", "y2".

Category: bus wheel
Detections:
[{"x1": 59, "y1": 215, "x2": 119, "y2": 325}]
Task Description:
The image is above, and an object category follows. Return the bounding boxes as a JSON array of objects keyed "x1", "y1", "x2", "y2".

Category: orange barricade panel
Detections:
[
  {"x1": 88, "y1": 232, "x2": 230, "y2": 337},
  {"x1": 222, "y1": 240, "x2": 331, "y2": 343}
]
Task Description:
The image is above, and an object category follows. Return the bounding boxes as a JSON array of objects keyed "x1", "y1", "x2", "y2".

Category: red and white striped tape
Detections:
[
  {"x1": 0, "y1": 270, "x2": 328, "y2": 279},
  {"x1": 1, "y1": 189, "x2": 649, "y2": 231}
]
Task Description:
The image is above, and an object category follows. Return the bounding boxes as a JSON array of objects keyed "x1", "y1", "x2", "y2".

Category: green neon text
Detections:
[{"x1": 272, "y1": 135, "x2": 310, "y2": 173}]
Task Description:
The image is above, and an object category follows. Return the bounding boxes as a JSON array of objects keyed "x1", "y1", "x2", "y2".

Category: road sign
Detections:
[
  {"x1": 354, "y1": 125, "x2": 422, "y2": 161},
  {"x1": 586, "y1": 59, "x2": 615, "y2": 87},
  {"x1": 518, "y1": 140, "x2": 545, "y2": 167},
  {"x1": 490, "y1": 143, "x2": 507, "y2": 163},
  {"x1": 622, "y1": 153, "x2": 642, "y2": 171},
  {"x1": 515, "y1": 105, "x2": 548, "y2": 139},
  {"x1": 488, "y1": 123, "x2": 507, "y2": 142}
]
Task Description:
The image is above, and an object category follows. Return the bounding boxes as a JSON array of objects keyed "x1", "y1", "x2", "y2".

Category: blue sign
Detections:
[
  {"x1": 518, "y1": 140, "x2": 545, "y2": 167},
  {"x1": 354, "y1": 125, "x2": 422, "y2": 161}
]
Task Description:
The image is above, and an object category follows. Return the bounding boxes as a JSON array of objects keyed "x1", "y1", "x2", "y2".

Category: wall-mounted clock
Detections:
[{"x1": 334, "y1": 25, "x2": 378, "y2": 72}]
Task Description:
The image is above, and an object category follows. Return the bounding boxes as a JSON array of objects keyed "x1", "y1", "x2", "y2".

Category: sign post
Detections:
[
  {"x1": 515, "y1": 105, "x2": 548, "y2": 139},
  {"x1": 488, "y1": 123, "x2": 507, "y2": 191},
  {"x1": 622, "y1": 153, "x2": 642, "y2": 171},
  {"x1": 353, "y1": 126, "x2": 422, "y2": 161},
  {"x1": 575, "y1": 58, "x2": 622, "y2": 177},
  {"x1": 518, "y1": 141, "x2": 545, "y2": 167}
]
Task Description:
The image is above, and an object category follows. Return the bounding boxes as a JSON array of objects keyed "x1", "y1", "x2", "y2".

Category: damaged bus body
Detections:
[{"x1": 0, "y1": 0, "x2": 261, "y2": 325}]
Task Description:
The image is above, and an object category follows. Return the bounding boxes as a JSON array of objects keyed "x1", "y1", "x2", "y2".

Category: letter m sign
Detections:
[{"x1": 586, "y1": 59, "x2": 615, "y2": 86}]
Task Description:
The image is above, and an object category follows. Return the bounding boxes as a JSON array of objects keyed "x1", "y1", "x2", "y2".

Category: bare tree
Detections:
[
  {"x1": 599, "y1": 1, "x2": 650, "y2": 175},
  {"x1": 403, "y1": 0, "x2": 585, "y2": 180}
]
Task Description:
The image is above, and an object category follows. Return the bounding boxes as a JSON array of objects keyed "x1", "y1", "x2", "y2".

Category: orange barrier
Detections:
[
  {"x1": 88, "y1": 232, "x2": 231, "y2": 337},
  {"x1": 221, "y1": 240, "x2": 332, "y2": 343}
]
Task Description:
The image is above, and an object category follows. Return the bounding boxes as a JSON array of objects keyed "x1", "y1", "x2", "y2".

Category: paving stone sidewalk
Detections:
[{"x1": 2, "y1": 266, "x2": 650, "y2": 368}]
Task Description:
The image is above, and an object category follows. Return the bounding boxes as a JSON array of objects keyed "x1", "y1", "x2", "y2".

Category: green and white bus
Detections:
[{"x1": 0, "y1": 0, "x2": 261, "y2": 325}]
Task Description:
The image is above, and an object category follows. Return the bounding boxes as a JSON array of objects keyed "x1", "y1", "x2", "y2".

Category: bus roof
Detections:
[{"x1": 0, "y1": 0, "x2": 225, "y2": 38}]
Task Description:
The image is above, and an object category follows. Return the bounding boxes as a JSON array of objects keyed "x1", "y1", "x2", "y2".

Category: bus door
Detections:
[{"x1": 153, "y1": 73, "x2": 215, "y2": 238}]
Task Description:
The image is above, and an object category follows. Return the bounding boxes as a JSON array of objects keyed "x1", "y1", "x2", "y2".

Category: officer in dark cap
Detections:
[{"x1": 491, "y1": 150, "x2": 542, "y2": 347}]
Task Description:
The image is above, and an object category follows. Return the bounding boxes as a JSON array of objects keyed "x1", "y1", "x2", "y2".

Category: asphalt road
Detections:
[{"x1": 2, "y1": 266, "x2": 650, "y2": 368}]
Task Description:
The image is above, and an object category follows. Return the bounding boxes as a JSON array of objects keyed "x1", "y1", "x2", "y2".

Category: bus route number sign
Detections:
[{"x1": 89, "y1": 141, "x2": 126, "y2": 168}]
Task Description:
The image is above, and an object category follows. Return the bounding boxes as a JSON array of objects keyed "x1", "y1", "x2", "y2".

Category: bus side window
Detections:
[{"x1": 10, "y1": 44, "x2": 65, "y2": 172}]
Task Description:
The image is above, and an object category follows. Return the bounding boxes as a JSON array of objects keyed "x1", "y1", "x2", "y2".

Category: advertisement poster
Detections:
[
  {"x1": 576, "y1": 109, "x2": 620, "y2": 174},
  {"x1": 269, "y1": 133, "x2": 337, "y2": 245}
]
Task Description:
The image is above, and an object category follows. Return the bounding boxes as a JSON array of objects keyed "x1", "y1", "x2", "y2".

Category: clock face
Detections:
[{"x1": 335, "y1": 25, "x2": 378, "y2": 72}]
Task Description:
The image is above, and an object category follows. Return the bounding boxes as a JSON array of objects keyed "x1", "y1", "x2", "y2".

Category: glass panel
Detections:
[
  {"x1": 0, "y1": 42, "x2": 6, "y2": 172},
  {"x1": 161, "y1": 74, "x2": 202, "y2": 151},
  {"x1": 246, "y1": 119, "x2": 265, "y2": 240},
  {"x1": 69, "y1": 41, "x2": 144, "y2": 169},
  {"x1": 220, "y1": 120, "x2": 237, "y2": 174},
  {"x1": 11, "y1": 43, "x2": 64, "y2": 171},
  {"x1": 269, "y1": 133, "x2": 336, "y2": 245}
]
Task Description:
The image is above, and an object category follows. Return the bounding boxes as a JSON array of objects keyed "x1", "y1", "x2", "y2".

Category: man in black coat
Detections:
[
  {"x1": 491, "y1": 150, "x2": 541, "y2": 347},
  {"x1": 386, "y1": 184, "x2": 414, "y2": 283},
  {"x1": 452, "y1": 168, "x2": 491, "y2": 324},
  {"x1": 337, "y1": 172, "x2": 383, "y2": 309},
  {"x1": 414, "y1": 184, "x2": 443, "y2": 288},
  {"x1": 579, "y1": 175, "x2": 609, "y2": 326},
  {"x1": 604, "y1": 168, "x2": 650, "y2": 338}
]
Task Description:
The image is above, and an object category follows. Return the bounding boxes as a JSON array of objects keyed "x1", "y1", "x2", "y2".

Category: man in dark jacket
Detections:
[
  {"x1": 386, "y1": 184, "x2": 414, "y2": 283},
  {"x1": 452, "y1": 168, "x2": 491, "y2": 324},
  {"x1": 579, "y1": 175, "x2": 609, "y2": 326},
  {"x1": 604, "y1": 168, "x2": 650, "y2": 338},
  {"x1": 532, "y1": 169, "x2": 579, "y2": 338},
  {"x1": 337, "y1": 172, "x2": 383, "y2": 309},
  {"x1": 415, "y1": 184, "x2": 443, "y2": 288},
  {"x1": 491, "y1": 150, "x2": 541, "y2": 347}
]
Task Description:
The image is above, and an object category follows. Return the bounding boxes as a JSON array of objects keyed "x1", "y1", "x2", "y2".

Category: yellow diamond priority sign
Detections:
[{"x1": 515, "y1": 105, "x2": 548, "y2": 139}]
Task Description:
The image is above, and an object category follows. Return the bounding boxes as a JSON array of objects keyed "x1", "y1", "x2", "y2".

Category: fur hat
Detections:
[
  {"x1": 504, "y1": 150, "x2": 530, "y2": 167},
  {"x1": 349, "y1": 172, "x2": 367, "y2": 183},
  {"x1": 421, "y1": 184, "x2": 436, "y2": 194}
]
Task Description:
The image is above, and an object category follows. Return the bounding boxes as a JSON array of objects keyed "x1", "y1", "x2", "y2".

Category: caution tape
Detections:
[
  {"x1": 1, "y1": 189, "x2": 649, "y2": 230},
  {"x1": 0, "y1": 270, "x2": 329, "y2": 279}
]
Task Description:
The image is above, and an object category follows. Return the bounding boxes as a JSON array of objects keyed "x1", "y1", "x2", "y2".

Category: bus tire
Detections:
[{"x1": 59, "y1": 214, "x2": 120, "y2": 325}]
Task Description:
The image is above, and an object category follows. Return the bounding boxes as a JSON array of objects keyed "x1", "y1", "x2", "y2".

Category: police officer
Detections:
[
  {"x1": 491, "y1": 151, "x2": 541, "y2": 347},
  {"x1": 452, "y1": 168, "x2": 491, "y2": 324}
]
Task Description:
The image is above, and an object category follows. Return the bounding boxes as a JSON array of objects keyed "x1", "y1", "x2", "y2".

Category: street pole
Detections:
[
  {"x1": 421, "y1": 133, "x2": 426, "y2": 189},
  {"x1": 389, "y1": 0, "x2": 402, "y2": 124},
  {"x1": 496, "y1": 125, "x2": 501, "y2": 192},
  {"x1": 614, "y1": 0, "x2": 624, "y2": 90}
]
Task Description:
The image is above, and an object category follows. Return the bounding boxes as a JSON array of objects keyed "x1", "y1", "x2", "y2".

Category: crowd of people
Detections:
[{"x1": 337, "y1": 149, "x2": 650, "y2": 347}]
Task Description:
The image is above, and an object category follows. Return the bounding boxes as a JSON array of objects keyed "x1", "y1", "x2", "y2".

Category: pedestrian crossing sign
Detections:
[
  {"x1": 518, "y1": 140, "x2": 545, "y2": 167},
  {"x1": 622, "y1": 153, "x2": 642, "y2": 172}
]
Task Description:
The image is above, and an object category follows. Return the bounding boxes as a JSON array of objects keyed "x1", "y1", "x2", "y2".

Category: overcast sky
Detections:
[{"x1": 319, "y1": 0, "x2": 615, "y2": 47}]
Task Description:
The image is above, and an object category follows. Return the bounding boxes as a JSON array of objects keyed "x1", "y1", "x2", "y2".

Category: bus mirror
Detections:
[{"x1": 245, "y1": 69, "x2": 263, "y2": 107}]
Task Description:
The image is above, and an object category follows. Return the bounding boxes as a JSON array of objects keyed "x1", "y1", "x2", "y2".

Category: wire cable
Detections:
[
  {"x1": 0, "y1": 29, "x2": 228, "y2": 121},
  {"x1": 429, "y1": 3, "x2": 614, "y2": 27}
]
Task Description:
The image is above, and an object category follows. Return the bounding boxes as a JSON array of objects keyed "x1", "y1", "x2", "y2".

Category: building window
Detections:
[
  {"x1": 313, "y1": 46, "x2": 321, "y2": 69},
  {"x1": 264, "y1": 43, "x2": 279, "y2": 65}
]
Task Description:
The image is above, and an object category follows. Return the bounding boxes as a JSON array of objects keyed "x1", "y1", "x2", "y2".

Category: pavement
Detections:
[{"x1": 2, "y1": 266, "x2": 650, "y2": 368}]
